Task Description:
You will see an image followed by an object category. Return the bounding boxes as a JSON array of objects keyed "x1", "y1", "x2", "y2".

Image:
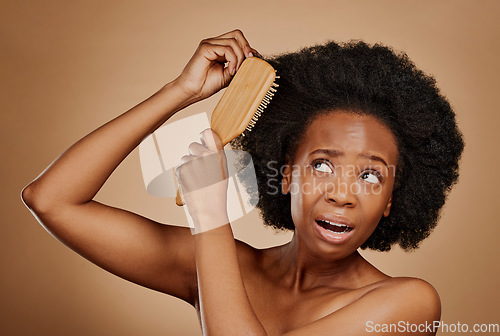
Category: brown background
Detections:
[{"x1": 1, "y1": 0, "x2": 499, "y2": 335}]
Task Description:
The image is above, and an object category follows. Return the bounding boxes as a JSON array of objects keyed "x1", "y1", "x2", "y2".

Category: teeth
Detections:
[
  {"x1": 318, "y1": 220, "x2": 351, "y2": 233},
  {"x1": 322, "y1": 220, "x2": 347, "y2": 228}
]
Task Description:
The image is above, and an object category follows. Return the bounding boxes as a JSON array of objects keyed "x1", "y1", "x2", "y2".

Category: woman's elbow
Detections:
[
  {"x1": 21, "y1": 183, "x2": 36, "y2": 209},
  {"x1": 21, "y1": 181, "x2": 55, "y2": 216}
]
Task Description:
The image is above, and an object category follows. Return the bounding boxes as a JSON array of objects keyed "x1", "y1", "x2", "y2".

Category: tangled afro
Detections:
[{"x1": 231, "y1": 40, "x2": 464, "y2": 251}]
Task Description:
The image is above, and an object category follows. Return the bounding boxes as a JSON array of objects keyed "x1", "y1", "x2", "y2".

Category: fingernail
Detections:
[
  {"x1": 231, "y1": 67, "x2": 236, "y2": 75},
  {"x1": 249, "y1": 52, "x2": 254, "y2": 57}
]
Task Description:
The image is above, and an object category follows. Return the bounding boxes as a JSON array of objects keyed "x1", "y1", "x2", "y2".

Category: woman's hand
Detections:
[
  {"x1": 175, "y1": 129, "x2": 230, "y2": 233},
  {"x1": 173, "y1": 29, "x2": 260, "y2": 103}
]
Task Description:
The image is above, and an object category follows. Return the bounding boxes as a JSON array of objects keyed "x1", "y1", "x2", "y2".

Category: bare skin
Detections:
[{"x1": 22, "y1": 29, "x2": 440, "y2": 335}]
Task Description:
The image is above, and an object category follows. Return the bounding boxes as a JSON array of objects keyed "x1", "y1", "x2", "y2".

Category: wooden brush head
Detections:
[{"x1": 210, "y1": 57, "x2": 276, "y2": 145}]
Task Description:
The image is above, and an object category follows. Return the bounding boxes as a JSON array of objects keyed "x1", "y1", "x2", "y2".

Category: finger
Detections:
[
  {"x1": 221, "y1": 66, "x2": 234, "y2": 87},
  {"x1": 250, "y1": 48, "x2": 263, "y2": 59},
  {"x1": 180, "y1": 154, "x2": 195, "y2": 164},
  {"x1": 200, "y1": 128, "x2": 223, "y2": 152},
  {"x1": 198, "y1": 42, "x2": 239, "y2": 75},
  {"x1": 189, "y1": 142, "x2": 211, "y2": 157},
  {"x1": 215, "y1": 38, "x2": 245, "y2": 71},
  {"x1": 203, "y1": 37, "x2": 245, "y2": 72},
  {"x1": 216, "y1": 29, "x2": 254, "y2": 59}
]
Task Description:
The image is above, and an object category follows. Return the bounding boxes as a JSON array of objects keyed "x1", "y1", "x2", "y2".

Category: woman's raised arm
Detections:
[{"x1": 21, "y1": 29, "x2": 257, "y2": 304}]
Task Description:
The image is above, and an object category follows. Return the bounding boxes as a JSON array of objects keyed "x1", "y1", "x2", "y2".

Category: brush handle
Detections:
[{"x1": 176, "y1": 184, "x2": 184, "y2": 206}]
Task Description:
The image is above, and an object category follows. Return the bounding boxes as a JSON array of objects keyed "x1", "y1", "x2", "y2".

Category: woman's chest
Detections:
[{"x1": 241, "y1": 275, "x2": 365, "y2": 335}]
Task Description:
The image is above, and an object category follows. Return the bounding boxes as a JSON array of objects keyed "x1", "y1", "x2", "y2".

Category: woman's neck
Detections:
[{"x1": 266, "y1": 234, "x2": 386, "y2": 292}]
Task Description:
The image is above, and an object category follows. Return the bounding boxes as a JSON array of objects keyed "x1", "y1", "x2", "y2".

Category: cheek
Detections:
[
  {"x1": 356, "y1": 186, "x2": 392, "y2": 222},
  {"x1": 288, "y1": 177, "x2": 305, "y2": 222},
  {"x1": 288, "y1": 175, "x2": 321, "y2": 225}
]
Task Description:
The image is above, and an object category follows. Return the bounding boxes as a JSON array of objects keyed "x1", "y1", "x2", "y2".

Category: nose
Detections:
[{"x1": 324, "y1": 176, "x2": 357, "y2": 207}]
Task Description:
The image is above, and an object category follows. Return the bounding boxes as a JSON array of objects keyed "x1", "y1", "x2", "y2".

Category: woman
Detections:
[{"x1": 22, "y1": 29, "x2": 464, "y2": 335}]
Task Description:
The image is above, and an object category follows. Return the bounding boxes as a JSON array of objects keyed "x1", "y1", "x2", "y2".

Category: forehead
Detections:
[{"x1": 295, "y1": 111, "x2": 398, "y2": 164}]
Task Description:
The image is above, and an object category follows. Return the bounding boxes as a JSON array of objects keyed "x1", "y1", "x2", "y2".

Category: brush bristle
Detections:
[{"x1": 243, "y1": 79, "x2": 279, "y2": 135}]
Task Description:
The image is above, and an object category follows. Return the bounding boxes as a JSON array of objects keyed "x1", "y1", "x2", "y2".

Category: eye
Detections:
[
  {"x1": 360, "y1": 170, "x2": 382, "y2": 184},
  {"x1": 311, "y1": 159, "x2": 333, "y2": 174}
]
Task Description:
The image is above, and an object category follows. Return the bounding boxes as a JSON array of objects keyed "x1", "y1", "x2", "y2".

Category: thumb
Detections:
[{"x1": 221, "y1": 66, "x2": 235, "y2": 88}]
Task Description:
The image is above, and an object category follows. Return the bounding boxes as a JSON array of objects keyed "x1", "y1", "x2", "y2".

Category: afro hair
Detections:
[{"x1": 231, "y1": 40, "x2": 464, "y2": 252}]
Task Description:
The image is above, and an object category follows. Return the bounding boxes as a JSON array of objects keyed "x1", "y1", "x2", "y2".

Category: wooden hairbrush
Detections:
[{"x1": 176, "y1": 57, "x2": 278, "y2": 206}]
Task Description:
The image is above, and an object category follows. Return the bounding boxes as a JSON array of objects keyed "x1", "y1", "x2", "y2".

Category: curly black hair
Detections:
[{"x1": 230, "y1": 40, "x2": 464, "y2": 252}]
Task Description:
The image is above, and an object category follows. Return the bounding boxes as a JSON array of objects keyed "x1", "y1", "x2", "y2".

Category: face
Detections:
[{"x1": 282, "y1": 111, "x2": 398, "y2": 258}]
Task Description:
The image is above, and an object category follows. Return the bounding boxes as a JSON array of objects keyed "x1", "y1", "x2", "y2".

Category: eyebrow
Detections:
[{"x1": 309, "y1": 149, "x2": 390, "y2": 169}]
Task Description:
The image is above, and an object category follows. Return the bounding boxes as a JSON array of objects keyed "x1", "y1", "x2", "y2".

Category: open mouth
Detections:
[{"x1": 315, "y1": 219, "x2": 353, "y2": 234}]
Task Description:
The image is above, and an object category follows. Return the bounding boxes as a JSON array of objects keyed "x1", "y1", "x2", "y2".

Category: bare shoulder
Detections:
[
  {"x1": 365, "y1": 276, "x2": 441, "y2": 321},
  {"x1": 375, "y1": 277, "x2": 440, "y2": 305},
  {"x1": 283, "y1": 277, "x2": 441, "y2": 335}
]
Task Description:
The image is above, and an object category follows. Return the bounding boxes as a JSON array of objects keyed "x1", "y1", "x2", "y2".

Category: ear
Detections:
[
  {"x1": 383, "y1": 197, "x2": 392, "y2": 217},
  {"x1": 281, "y1": 161, "x2": 292, "y2": 195}
]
